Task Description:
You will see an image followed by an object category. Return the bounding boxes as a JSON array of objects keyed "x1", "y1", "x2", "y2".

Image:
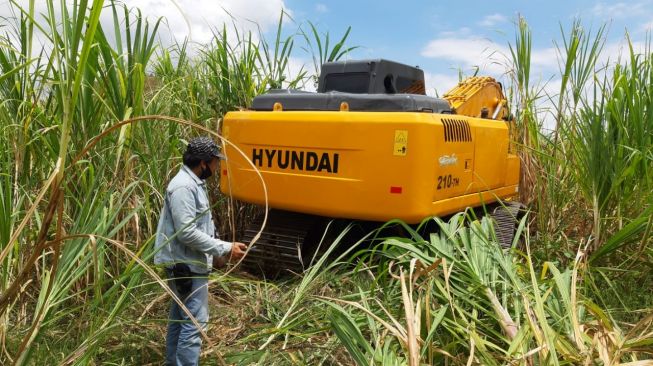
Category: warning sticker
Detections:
[{"x1": 393, "y1": 130, "x2": 408, "y2": 156}]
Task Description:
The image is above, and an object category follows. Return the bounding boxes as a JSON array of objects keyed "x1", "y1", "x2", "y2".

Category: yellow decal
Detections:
[{"x1": 393, "y1": 130, "x2": 408, "y2": 156}]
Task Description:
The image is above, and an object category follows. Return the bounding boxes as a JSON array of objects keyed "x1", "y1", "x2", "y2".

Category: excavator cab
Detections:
[{"x1": 318, "y1": 59, "x2": 426, "y2": 95}]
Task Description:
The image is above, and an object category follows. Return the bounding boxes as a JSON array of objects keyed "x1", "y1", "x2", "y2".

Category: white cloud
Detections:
[
  {"x1": 640, "y1": 19, "x2": 653, "y2": 31},
  {"x1": 591, "y1": 1, "x2": 649, "y2": 20},
  {"x1": 531, "y1": 47, "x2": 558, "y2": 71},
  {"x1": 438, "y1": 27, "x2": 472, "y2": 37},
  {"x1": 286, "y1": 56, "x2": 313, "y2": 90},
  {"x1": 478, "y1": 13, "x2": 507, "y2": 27},
  {"x1": 598, "y1": 38, "x2": 649, "y2": 66},
  {"x1": 420, "y1": 36, "x2": 511, "y2": 75},
  {"x1": 122, "y1": 0, "x2": 289, "y2": 45},
  {"x1": 0, "y1": 2, "x2": 55, "y2": 57},
  {"x1": 533, "y1": 37, "x2": 652, "y2": 130},
  {"x1": 420, "y1": 34, "x2": 567, "y2": 130},
  {"x1": 315, "y1": 3, "x2": 328, "y2": 13},
  {"x1": 591, "y1": 2, "x2": 629, "y2": 18},
  {"x1": 536, "y1": 77, "x2": 563, "y2": 131},
  {"x1": 0, "y1": 0, "x2": 291, "y2": 56},
  {"x1": 423, "y1": 72, "x2": 460, "y2": 96},
  {"x1": 421, "y1": 35, "x2": 559, "y2": 78}
]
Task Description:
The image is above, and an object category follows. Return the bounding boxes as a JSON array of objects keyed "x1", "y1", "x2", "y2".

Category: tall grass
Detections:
[
  {"x1": 0, "y1": 0, "x2": 358, "y2": 363},
  {"x1": 0, "y1": 1, "x2": 651, "y2": 364},
  {"x1": 301, "y1": 21, "x2": 358, "y2": 88},
  {"x1": 0, "y1": 1, "x2": 153, "y2": 363},
  {"x1": 321, "y1": 215, "x2": 653, "y2": 365},
  {"x1": 209, "y1": 215, "x2": 653, "y2": 365},
  {"x1": 506, "y1": 18, "x2": 653, "y2": 349},
  {"x1": 510, "y1": 18, "x2": 653, "y2": 261}
]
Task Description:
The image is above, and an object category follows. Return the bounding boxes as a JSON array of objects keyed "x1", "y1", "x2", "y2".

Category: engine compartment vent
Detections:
[{"x1": 442, "y1": 118, "x2": 472, "y2": 142}]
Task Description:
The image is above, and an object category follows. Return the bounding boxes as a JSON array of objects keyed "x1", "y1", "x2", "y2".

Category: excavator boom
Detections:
[{"x1": 443, "y1": 76, "x2": 508, "y2": 120}]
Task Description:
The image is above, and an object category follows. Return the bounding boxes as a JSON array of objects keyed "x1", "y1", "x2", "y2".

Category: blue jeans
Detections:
[{"x1": 165, "y1": 270, "x2": 209, "y2": 366}]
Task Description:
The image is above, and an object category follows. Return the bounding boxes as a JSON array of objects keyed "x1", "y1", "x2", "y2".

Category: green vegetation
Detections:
[{"x1": 0, "y1": 1, "x2": 651, "y2": 365}]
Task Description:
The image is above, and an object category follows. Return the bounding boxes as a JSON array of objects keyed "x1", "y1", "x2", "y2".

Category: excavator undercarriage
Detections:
[{"x1": 240, "y1": 201, "x2": 524, "y2": 277}]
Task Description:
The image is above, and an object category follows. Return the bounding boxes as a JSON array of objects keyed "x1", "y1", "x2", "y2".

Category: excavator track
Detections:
[
  {"x1": 240, "y1": 210, "x2": 326, "y2": 277},
  {"x1": 490, "y1": 201, "x2": 524, "y2": 248},
  {"x1": 239, "y1": 202, "x2": 524, "y2": 277}
]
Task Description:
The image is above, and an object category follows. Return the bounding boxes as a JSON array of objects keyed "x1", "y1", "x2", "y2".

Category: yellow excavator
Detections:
[{"x1": 220, "y1": 59, "x2": 521, "y2": 274}]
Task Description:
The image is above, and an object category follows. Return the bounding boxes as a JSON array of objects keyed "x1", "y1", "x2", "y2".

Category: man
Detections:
[{"x1": 154, "y1": 136, "x2": 247, "y2": 366}]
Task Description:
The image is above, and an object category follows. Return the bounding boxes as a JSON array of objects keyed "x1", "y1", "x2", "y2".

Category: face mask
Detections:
[{"x1": 199, "y1": 163, "x2": 212, "y2": 180}]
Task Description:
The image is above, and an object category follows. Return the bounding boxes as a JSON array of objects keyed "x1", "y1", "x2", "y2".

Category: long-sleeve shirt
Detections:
[{"x1": 154, "y1": 165, "x2": 232, "y2": 273}]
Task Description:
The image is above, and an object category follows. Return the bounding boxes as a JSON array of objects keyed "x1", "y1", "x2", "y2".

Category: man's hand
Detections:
[{"x1": 229, "y1": 242, "x2": 247, "y2": 262}]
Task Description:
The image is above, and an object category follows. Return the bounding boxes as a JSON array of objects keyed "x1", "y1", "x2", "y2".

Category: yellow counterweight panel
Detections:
[
  {"x1": 472, "y1": 119, "x2": 510, "y2": 190},
  {"x1": 220, "y1": 110, "x2": 519, "y2": 224}
]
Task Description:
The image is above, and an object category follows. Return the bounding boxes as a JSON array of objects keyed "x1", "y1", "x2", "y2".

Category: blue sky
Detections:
[
  {"x1": 282, "y1": 0, "x2": 653, "y2": 94},
  {"x1": 2, "y1": 0, "x2": 651, "y2": 95}
]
